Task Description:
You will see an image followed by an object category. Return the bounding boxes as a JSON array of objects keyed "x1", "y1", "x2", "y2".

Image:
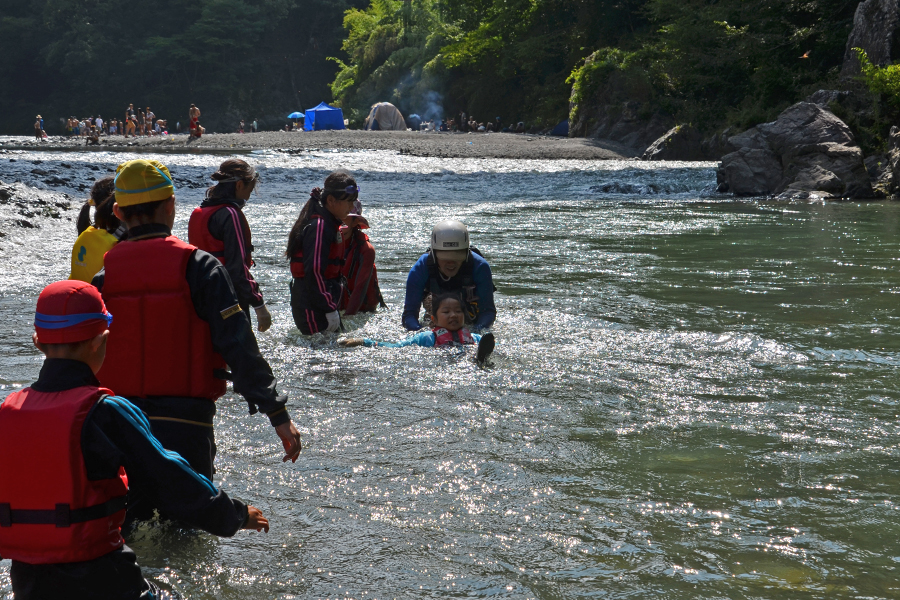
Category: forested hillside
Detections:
[
  {"x1": 332, "y1": 0, "x2": 861, "y2": 133},
  {"x1": 0, "y1": 0, "x2": 365, "y2": 134},
  {"x1": 0, "y1": 0, "x2": 887, "y2": 141}
]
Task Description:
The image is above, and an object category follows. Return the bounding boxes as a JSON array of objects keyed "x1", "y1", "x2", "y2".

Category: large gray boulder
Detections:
[
  {"x1": 717, "y1": 102, "x2": 873, "y2": 198},
  {"x1": 841, "y1": 0, "x2": 900, "y2": 79},
  {"x1": 717, "y1": 148, "x2": 783, "y2": 195}
]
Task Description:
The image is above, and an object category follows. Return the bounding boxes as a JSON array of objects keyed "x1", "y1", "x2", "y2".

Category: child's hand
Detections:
[
  {"x1": 338, "y1": 337, "x2": 364, "y2": 347},
  {"x1": 244, "y1": 506, "x2": 269, "y2": 532}
]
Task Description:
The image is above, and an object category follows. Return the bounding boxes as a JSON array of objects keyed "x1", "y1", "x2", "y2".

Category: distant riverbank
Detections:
[{"x1": 0, "y1": 131, "x2": 636, "y2": 160}]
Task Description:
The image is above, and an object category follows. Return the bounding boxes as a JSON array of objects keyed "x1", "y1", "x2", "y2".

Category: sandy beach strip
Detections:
[{"x1": 0, "y1": 131, "x2": 637, "y2": 160}]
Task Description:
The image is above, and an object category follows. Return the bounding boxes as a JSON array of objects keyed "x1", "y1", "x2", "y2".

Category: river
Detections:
[{"x1": 1, "y1": 146, "x2": 899, "y2": 599}]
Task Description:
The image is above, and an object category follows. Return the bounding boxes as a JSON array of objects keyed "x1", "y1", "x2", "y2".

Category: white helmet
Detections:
[{"x1": 431, "y1": 220, "x2": 469, "y2": 251}]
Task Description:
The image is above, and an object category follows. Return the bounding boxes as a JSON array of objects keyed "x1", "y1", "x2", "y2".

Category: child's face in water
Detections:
[{"x1": 432, "y1": 298, "x2": 465, "y2": 331}]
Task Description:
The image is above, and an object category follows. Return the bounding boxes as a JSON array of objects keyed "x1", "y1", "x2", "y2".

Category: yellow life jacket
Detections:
[{"x1": 69, "y1": 227, "x2": 118, "y2": 283}]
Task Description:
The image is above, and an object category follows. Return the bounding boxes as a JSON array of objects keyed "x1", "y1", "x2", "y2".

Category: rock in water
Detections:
[
  {"x1": 642, "y1": 125, "x2": 704, "y2": 161},
  {"x1": 841, "y1": 0, "x2": 900, "y2": 79},
  {"x1": 717, "y1": 148, "x2": 783, "y2": 196},
  {"x1": 717, "y1": 102, "x2": 873, "y2": 198}
]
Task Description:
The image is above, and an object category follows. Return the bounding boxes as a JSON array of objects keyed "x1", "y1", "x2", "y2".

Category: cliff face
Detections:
[{"x1": 841, "y1": 0, "x2": 900, "y2": 78}]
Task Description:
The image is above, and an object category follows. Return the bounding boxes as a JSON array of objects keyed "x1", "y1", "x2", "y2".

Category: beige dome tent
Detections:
[{"x1": 364, "y1": 102, "x2": 406, "y2": 131}]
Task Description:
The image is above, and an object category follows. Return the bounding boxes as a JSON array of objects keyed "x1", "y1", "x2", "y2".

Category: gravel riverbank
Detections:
[{"x1": 0, "y1": 130, "x2": 636, "y2": 160}]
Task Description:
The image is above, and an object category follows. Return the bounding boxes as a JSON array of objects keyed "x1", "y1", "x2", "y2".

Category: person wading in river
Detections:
[
  {"x1": 286, "y1": 171, "x2": 358, "y2": 335},
  {"x1": 0, "y1": 280, "x2": 270, "y2": 600},
  {"x1": 402, "y1": 220, "x2": 497, "y2": 331},
  {"x1": 188, "y1": 159, "x2": 272, "y2": 332},
  {"x1": 91, "y1": 159, "x2": 302, "y2": 522}
]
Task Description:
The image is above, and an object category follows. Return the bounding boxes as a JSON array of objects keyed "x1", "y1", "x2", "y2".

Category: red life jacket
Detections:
[
  {"x1": 97, "y1": 236, "x2": 227, "y2": 400},
  {"x1": 432, "y1": 327, "x2": 476, "y2": 346},
  {"x1": 0, "y1": 386, "x2": 127, "y2": 564},
  {"x1": 290, "y1": 214, "x2": 345, "y2": 279},
  {"x1": 341, "y1": 230, "x2": 386, "y2": 313},
  {"x1": 188, "y1": 204, "x2": 254, "y2": 267}
]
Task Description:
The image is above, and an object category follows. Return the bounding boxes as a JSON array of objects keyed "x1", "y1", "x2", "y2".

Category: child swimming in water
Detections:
[{"x1": 340, "y1": 293, "x2": 495, "y2": 362}]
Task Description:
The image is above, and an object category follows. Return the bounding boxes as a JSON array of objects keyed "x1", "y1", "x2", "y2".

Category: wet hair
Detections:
[
  {"x1": 93, "y1": 194, "x2": 120, "y2": 233},
  {"x1": 206, "y1": 158, "x2": 255, "y2": 201},
  {"x1": 431, "y1": 292, "x2": 464, "y2": 316},
  {"x1": 118, "y1": 198, "x2": 167, "y2": 220},
  {"x1": 285, "y1": 170, "x2": 358, "y2": 258},
  {"x1": 76, "y1": 202, "x2": 92, "y2": 235},
  {"x1": 76, "y1": 176, "x2": 116, "y2": 234}
]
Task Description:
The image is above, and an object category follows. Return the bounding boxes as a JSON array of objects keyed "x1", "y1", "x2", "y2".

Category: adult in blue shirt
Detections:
[{"x1": 402, "y1": 220, "x2": 496, "y2": 331}]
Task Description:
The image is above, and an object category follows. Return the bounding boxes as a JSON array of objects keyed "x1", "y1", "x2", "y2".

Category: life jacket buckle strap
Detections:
[
  {"x1": 0, "y1": 503, "x2": 10, "y2": 527},
  {"x1": 55, "y1": 503, "x2": 71, "y2": 528},
  {"x1": 213, "y1": 368, "x2": 233, "y2": 381}
]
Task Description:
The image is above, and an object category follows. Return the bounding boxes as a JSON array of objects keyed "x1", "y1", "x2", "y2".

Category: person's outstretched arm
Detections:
[
  {"x1": 365, "y1": 331, "x2": 436, "y2": 348},
  {"x1": 85, "y1": 396, "x2": 250, "y2": 535},
  {"x1": 472, "y1": 257, "x2": 497, "y2": 330},
  {"x1": 402, "y1": 254, "x2": 430, "y2": 330},
  {"x1": 186, "y1": 250, "x2": 302, "y2": 463}
]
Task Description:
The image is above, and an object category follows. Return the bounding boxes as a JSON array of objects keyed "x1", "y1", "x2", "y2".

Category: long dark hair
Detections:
[
  {"x1": 76, "y1": 176, "x2": 118, "y2": 234},
  {"x1": 207, "y1": 158, "x2": 255, "y2": 201},
  {"x1": 285, "y1": 171, "x2": 358, "y2": 258}
]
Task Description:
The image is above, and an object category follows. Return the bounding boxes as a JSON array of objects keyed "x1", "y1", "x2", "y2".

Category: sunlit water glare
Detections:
[{"x1": 1, "y1": 147, "x2": 900, "y2": 599}]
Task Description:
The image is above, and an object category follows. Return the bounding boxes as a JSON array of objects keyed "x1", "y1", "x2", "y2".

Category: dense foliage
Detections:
[
  {"x1": 0, "y1": 0, "x2": 878, "y2": 138},
  {"x1": 330, "y1": 0, "x2": 646, "y2": 127},
  {"x1": 333, "y1": 0, "x2": 859, "y2": 132},
  {"x1": 856, "y1": 48, "x2": 900, "y2": 108},
  {"x1": 0, "y1": 0, "x2": 365, "y2": 134}
]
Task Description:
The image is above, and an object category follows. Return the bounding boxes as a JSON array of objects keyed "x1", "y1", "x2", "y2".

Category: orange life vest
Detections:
[
  {"x1": 0, "y1": 386, "x2": 127, "y2": 564},
  {"x1": 97, "y1": 236, "x2": 227, "y2": 400},
  {"x1": 188, "y1": 204, "x2": 253, "y2": 266}
]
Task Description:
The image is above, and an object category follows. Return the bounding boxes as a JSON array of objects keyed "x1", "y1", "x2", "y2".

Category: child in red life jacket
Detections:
[
  {"x1": 339, "y1": 200, "x2": 386, "y2": 316},
  {"x1": 339, "y1": 293, "x2": 495, "y2": 362},
  {"x1": 0, "y1": 280, "x2": 268, "y2": 600}
]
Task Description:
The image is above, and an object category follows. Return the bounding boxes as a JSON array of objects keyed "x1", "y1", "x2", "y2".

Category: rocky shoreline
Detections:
[{"x1": 0, "y1": 130, "x2": 636, "y2": 161}]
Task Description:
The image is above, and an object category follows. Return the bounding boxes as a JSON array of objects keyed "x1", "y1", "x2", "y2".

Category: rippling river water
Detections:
[{"x1": 2, "y1": 147, "x2": 900, "y2": 599}]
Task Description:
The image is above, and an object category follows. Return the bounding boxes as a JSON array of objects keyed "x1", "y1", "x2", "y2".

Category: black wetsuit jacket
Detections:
[
  {"x1": 197, "y1": 197, "x2": 264, "y2": 311},
  {"x1": 6, "y1": 359, "x2": 248, "y2": 600},
  {"x1": 92, "y1": 223, "x2": 289, "y2": 428}
]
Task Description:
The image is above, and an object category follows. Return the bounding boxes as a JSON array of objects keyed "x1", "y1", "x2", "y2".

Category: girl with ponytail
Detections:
[
  {"x1": 188, "y1": 158, "x2": 271, "y2": 332},
  {"x1": 69, "y1": 177, "x2": 125, "y2": 282},
  {"x1": 285, "y1": 170, "x2": 359, "y2": 334}
]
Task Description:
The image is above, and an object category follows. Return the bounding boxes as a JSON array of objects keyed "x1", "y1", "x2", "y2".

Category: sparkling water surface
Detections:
[{"x1": 1, "y1": 147, "x2": 899, "y2": 599}]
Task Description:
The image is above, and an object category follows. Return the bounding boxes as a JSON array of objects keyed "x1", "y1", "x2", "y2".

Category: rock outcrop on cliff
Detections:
[
  {"x1": 716, "y1": 102, "x2": 873, "y2": 198},
  {"x1": 570, "y1": 100, "x2": 673, "y2": 153},
  {"x1": 841, "y1": 0, "x2": 900, "y2": 79}
]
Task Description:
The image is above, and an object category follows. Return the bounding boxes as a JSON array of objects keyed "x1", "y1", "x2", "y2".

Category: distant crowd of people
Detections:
[
  {"x1": 33, "y1": 105, "x2": 528, "y2": 140},
  {"x1": 61, "y1": 104, "x2": 170, "y2": 144},
  {"x1": 418, "y1": 113, "x2": 525, "y2": 133},
  {"x1": 30, "y1": 103, "x2": 216, "y2": 142}
]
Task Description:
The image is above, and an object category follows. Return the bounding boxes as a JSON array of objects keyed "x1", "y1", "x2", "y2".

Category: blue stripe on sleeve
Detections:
[{"x1": 102, "y1": 396, "x2": 218, "y2": 495}]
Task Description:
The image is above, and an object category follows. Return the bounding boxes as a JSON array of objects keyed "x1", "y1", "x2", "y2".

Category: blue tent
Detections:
[
  {"x1": 304, "y1": 102, "x2": 345, "y2": 131},
  {"x1": 550, "y1": 119, "x2": 569, "y2": 136}
]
